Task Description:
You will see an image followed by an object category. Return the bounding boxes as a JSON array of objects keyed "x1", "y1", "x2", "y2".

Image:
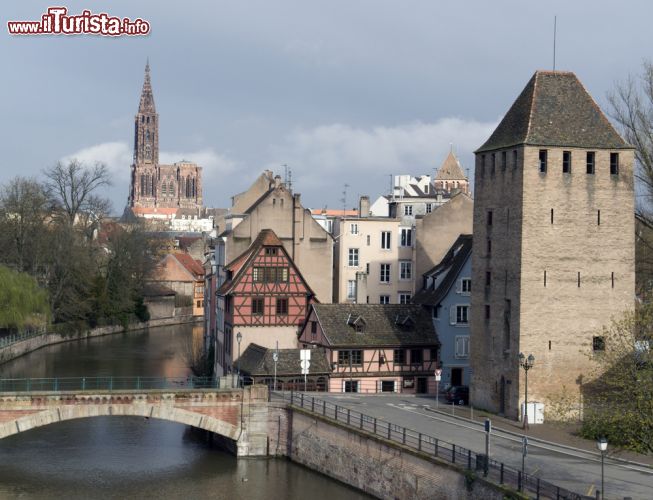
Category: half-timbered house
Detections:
[
  {"x1": 299, "y1": 304, "x2": 439, "y2": 393},
  {"x1": 217, "y1": 229, "x2": 316, "y2": 371}
]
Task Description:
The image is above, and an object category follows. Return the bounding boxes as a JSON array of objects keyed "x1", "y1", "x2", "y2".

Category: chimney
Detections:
[
  {"x1": 274, "y1": 175, "x2": 282, "y2": 188},
  {"x1": 359, "y1": 195, "x2": 370, "y2": 218}
]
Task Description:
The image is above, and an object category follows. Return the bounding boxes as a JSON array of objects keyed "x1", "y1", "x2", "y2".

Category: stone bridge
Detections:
[{"x1": 0, "y1": 386, "x2": 269, "y2": 456}]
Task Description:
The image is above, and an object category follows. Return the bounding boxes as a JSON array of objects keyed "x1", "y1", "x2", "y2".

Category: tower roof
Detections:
[
  {"x1": 476, "y1": 71, "x2": 631, "y2": 153},
  {"x1": 435, "y1": 151, "x2": 467, "y2": 180},
  {"x1": 138, "y1": 60, "x2": 156, "y2": 113}
]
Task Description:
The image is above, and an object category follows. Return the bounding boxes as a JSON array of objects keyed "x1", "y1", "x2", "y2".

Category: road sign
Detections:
[
  {"x1": 434, "y1": 368, "x2": 442, "y2": 381},
  {"x1": 272, "y1": 352, "x2": 279, "y2": 363},
  {"x1": 300, "y1": 349, "x2": 311, "y2": 361},
  {"x1": 300, "y1": 359, "x2": 310, "y2": 374}
]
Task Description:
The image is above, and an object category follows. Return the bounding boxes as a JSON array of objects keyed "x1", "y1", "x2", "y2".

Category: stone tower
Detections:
[
  {"x1": 129, "y1": 62, "x2": 203, "y2": 210},
  {"x1": 469, "y1": 71, "x2": 635, "y2": 419}
]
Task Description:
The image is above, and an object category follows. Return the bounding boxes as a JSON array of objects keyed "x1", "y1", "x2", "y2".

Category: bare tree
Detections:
[
  {"x1": 44, "y1": 160, "x2": 112, "y2": 237},
  {"x1": 608, "y1": 62, "x2": 653, "y2": 224},
  {"x1": 0, "y1": 177, "x2": 51, "y2": 274}
]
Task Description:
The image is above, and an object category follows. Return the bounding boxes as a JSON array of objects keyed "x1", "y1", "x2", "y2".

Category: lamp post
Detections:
[
  {"x1": 518, "y1": 353, "x2": 535, "y2": 430},
  {"x1": 236, "y1": 331, "x2": 242, "y2": 387},
  {"x1": 597, "y1": 436, "x2": 607, "y2": 499},
  {"x1": 273, "y1": 341, "x2": 279, "y2": 393}
]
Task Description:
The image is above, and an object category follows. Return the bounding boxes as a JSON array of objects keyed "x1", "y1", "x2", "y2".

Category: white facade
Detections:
[{"x1": 334, "y1": 216, "x2": 415, "y2": 304}]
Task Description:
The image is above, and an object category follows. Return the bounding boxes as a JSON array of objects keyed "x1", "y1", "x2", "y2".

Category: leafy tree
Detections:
[
  {"x1": 580, "y1": 303, "x2": 653, "y2": 453},
  {"x1": 0, "y1": 265, "x2": 50, "y2": 332}
]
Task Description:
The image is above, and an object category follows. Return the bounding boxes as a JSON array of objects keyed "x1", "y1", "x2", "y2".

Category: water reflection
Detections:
[{"x1": 0, "y1": 324, "x2": 369, "y2": 500}]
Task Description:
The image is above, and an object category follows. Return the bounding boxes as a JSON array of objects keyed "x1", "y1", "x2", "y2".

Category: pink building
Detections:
[{"x1": 299, "y1": 304, "x2": 440, "y2": 393}]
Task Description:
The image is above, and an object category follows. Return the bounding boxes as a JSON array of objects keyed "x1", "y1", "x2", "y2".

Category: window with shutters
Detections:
[
  {"x1": 455, "y1": 336, "x2": 470, "y2": 358},
  {"x1": 451, "y1": 305, "x2": 469, "y2": 325}
]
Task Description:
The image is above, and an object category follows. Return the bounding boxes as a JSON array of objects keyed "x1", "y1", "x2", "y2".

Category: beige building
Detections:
[
  {"x1": 210, "y1": 171, "x2": 333, "y2": 375},
  {"x1": 335, "y1": 193, "x2": 473, "y2": 305},
  {"x1": 470, "y1": 71, "x2": 635, "y2": 419},
  {"x1": 414, "y1": 192, "x2": 473, "y2": 279}
]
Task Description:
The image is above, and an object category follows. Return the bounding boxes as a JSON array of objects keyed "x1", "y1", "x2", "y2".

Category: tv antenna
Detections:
[
  {"x1": 282, "y1": 164, "x2": 292, "y2": 193},
  {"x1": 553, "y1": 15, "x2": 557, "y2": 71},
  {"x1": 341, "y1": 183, "x2": 349, "y2": 216}
]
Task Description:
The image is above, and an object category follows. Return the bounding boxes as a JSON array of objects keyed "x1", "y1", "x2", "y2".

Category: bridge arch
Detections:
[{"x1": 0, "y1": 398, "x2": 240, "y2": 443}]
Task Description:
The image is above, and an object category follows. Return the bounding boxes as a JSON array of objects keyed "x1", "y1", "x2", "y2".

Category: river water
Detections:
[{"x1": 0, "y1": 324, "x2": 368, "y2": 499}]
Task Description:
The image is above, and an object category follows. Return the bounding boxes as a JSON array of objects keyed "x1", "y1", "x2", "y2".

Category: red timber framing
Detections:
[{"x1": 218, "y1": 229, "x2": 316, "y2": 328}]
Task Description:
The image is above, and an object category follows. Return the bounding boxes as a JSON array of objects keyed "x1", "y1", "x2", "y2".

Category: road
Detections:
[{"x1": 305, "y1": 393, "x2": 653, "y2": 500}]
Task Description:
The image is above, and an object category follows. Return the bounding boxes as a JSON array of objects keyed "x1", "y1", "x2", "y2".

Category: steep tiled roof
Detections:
[
  {"x1": 476, "y1": 71, "x2": 631, "y2": 153},
  {"x1": 313, "y1": 304, "x2": 438, "y2": 347},
  {"x1": 217, "y1": 229, "x2": 315, "y2": 297},
  {"x1": 435, "y1": 151, "x2": 467, "y2": 180},
  {"x1": 173, "y1": 253, "x2": 204, "y2": 277},
  {"x1": 412, "y1": 234, "x2": 472, "y2": 306},
  {"x1": 238, "y1": 344, "x2": 331, "y2": 376}
]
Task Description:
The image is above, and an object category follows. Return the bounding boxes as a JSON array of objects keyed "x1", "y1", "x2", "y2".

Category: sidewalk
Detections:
[{"x1": 419, "y1": 395, "x2": 653, "y2": 467}]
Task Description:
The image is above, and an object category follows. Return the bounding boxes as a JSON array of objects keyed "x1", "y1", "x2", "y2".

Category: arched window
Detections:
[
  {"x1": 145, "y1": 145, "x2": 152, "y2": 160},
  {"x1": 146, "y1": 130, "x2": 150, "y2": 141},
  {"x1": 162, "y1": 182, "x2": 167, "y2": 196},
  {"x1": 140, "y1": 174, "x2": 145, "y2": 195},
  {"x1": 146, "y1": 116, "x2": 150, "y2": 124},
  {"x1": 192, "y1": 178, "x2": 196, "y2": 198},
  {"x1": 150, "y1": 175, "x2": 155, "y2": 197}
]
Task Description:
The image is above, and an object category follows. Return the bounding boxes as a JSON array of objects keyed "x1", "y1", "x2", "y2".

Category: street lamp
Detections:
[
  {"x1": 597, "y1": 436, "x2": 608, "y2": 499},
  {"x1": 236, "y1": 331, "x2": 242, "y2": 386},
  {"x1": 519, "y1": 352, "x2": 535, "y2": 430}
]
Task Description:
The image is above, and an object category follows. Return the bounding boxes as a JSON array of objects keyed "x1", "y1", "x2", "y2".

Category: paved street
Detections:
[{"x1": 299, "y1": 393, "x2": 653, "y2": 499}]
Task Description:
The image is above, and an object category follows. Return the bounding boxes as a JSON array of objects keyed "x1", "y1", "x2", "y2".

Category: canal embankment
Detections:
[{"x1": 0, "y1": 314, "x2": 201, "y2": 365}]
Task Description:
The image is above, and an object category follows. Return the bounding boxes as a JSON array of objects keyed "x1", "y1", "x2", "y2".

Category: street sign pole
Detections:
[
  {"x1": 434, "y1": 368, "x2": 442, "y2": 408},
  {"x1": 484, "y1": 419, "x2": 492, "y2": 477}
]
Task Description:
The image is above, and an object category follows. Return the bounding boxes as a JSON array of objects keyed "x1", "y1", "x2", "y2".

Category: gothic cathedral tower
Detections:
[
  {"x1": 128, "y1": 62, "x2": 203, "y2": 210},
  {"x1": 129, "y1": 62, "x2": 160, "y2": 207}
]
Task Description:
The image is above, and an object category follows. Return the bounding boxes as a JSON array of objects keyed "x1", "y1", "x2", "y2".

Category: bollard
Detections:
[
  {"x1": 347, "y1": 408, "x2": 350, "y2": 425},
  {"x1": 418, "y1": 433, "x2": 422, "y2": 451},
  {"x1": 500, "y1": 463, "x2": 504, "y2": 484},
  {"x1": 373, "y1": 417, "x2": 377, "y2": 434},
  {"x1": 434, "y1": 438, "x2": 439, "y2": 457},
  {"x1": 452, "y1": 444, "x2": 456, "y2": 463},
  {"x1": 387, "y1": 423, "x2": 391, "y2": 439},
  {"x1": 402, "y1": 427, "x2": 406, "y2": 444},
  {"x1": 323, "y1": 400, "x2": 326, "y2": 416}
]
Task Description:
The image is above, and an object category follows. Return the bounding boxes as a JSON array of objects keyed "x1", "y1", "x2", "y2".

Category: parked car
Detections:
[{"x1": 445, "y1": 385, "x2": 469, "y2": 405}]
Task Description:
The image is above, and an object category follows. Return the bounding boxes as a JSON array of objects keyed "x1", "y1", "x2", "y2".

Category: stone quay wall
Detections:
[
  {"x1": 0, "y1": 315, "x2": 201, "y2": 365},
  {"x1": 267, "y1": 404, "x2": 514, "y2": 500}
]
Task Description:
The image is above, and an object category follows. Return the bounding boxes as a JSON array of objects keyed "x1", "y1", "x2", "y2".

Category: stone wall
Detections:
[{"x1": 270, "y1": 405, "x2": 512, "y2": 500}]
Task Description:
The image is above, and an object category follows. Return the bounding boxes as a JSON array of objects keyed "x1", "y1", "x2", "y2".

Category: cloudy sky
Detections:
[{"x1": 3, "y1": 1, "x2": 652, "y2": 213}]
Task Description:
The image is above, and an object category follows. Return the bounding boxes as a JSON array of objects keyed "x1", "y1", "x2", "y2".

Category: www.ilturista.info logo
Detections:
[{"x1": 7, "y1": 7, "x2": 150, "y2": 36}]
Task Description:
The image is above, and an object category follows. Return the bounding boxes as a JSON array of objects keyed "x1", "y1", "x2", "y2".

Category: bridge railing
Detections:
[
  {"x1": 0, "y1": 376, "x2": 219, "y2": 392},
  {"x1": 282, "y1": 391, "x2": 592, "y2": 500}
]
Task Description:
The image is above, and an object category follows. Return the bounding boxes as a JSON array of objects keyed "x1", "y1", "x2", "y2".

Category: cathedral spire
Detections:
[{"x1": 139, "y1": 59, "x2": 155, "y2": 113}]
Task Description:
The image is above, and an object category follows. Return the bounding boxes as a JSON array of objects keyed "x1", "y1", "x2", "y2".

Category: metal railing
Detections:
[
  {"x1": 283, "y1": 391, "x2": 591, "y2": 500},
  {"x1": 0, "y1": 376, "x2": 220, "y2": 392},
  {"x1": 0, "y1": 328, "x2": 47, "y2": 348}
]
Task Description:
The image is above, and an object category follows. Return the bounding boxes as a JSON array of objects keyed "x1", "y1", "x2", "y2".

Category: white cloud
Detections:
[
  {"x1": 268, "y1": 117, "x2": 497, "y2": 194},
  {"x1": 62, "y1": 142, "x2": 132, "y2": 177}
]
